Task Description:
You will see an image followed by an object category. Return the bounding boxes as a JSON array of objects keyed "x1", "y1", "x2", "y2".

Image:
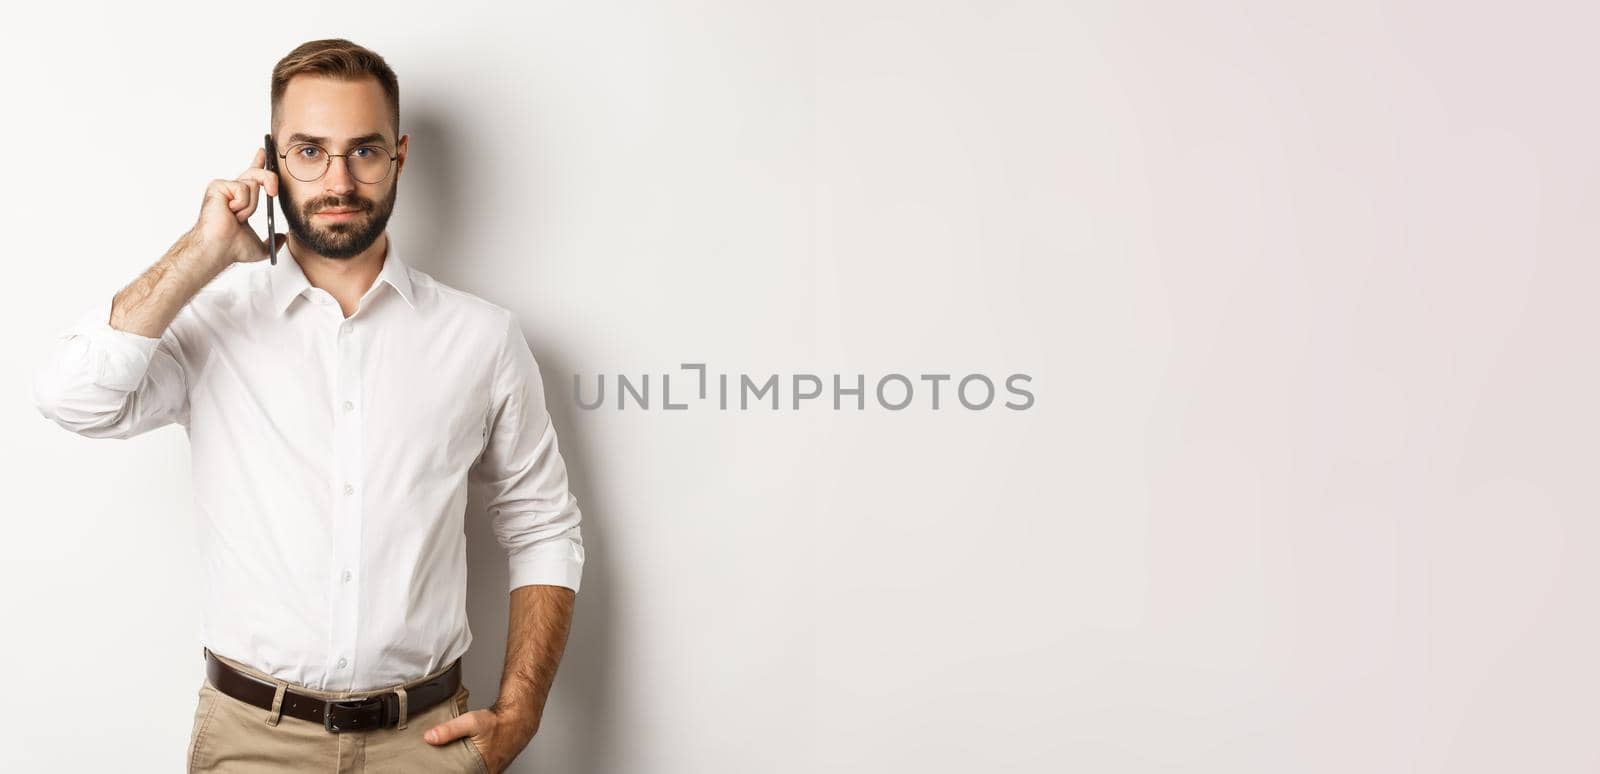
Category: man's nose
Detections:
[{"x1": 321, "y1": 156, "x2": 357, "y2": 195}]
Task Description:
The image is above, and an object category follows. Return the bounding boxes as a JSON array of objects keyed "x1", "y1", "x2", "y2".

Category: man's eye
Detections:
[
  {"x1": 351, "y1": 146, "x2": 380, "y2": 159},
  {"x1": 297, "y1": 146, "x2": 323, "y2": 159}
]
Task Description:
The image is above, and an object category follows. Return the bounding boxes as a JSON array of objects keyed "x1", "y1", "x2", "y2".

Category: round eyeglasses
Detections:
[{"x1": 277, "y1": 141, "x2": 398, "y2": 184}]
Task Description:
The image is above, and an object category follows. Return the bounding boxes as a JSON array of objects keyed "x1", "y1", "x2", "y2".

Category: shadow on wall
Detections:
[{"x1": 399, "y1": 105, "x2": 620, "y2": 774}]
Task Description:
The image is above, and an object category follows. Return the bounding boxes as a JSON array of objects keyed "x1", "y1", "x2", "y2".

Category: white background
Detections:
[{"x1": 5, "y1": 1, "x2": 1599, "y2": 771}]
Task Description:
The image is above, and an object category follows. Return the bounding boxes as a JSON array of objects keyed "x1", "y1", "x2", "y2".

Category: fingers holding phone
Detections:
[
  {"x1": 195, "y1": 148, "x2": 284, "y2": 265},
  {"x1": 233, "y1": 147, "x2": 281, "y2": 221}
]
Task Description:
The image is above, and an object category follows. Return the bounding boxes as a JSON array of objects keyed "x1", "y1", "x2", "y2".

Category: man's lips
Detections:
[{"x1": 314, "y1": 208, "x2": 362, "y2": 221}]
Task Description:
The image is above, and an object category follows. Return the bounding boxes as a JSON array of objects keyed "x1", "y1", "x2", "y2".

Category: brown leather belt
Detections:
[{"x1": 204, "y1": 649, "x2": 461, "y2": 733}]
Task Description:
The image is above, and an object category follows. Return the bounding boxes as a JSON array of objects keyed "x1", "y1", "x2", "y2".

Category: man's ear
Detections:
[{"x1": 395, "y1": 133, "x2": 409, "y2": 179}]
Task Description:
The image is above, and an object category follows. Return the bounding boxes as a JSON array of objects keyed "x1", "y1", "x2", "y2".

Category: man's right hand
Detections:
[{"x1": 194, "y1": 147, "x2": 286, "y2": 266}]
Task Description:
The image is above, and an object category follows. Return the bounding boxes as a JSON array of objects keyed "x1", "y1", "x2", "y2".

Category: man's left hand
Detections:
[{"x1": 423, "y1": 701, "x2": 537, "y2": 774}]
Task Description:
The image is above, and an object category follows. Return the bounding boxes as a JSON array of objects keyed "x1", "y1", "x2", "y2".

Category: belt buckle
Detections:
[{"x1": 324, "y1": 695, "x2": 388, "y2": 733}]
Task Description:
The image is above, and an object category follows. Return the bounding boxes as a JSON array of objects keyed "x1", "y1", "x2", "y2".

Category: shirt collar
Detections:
[{"x1": 269, "y1": 235, "x2": 416, "y2": 316}]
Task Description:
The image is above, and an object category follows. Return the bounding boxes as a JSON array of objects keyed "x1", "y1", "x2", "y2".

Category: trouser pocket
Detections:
[
  {"x1": 446, "y1": 685, "x2": 491, "y2": 774},
  {"x1": 186, "y1": 680, "x2": 221, "y2": 773}
]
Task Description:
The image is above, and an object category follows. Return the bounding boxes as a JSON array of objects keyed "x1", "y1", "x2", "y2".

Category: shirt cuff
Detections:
[
  {"x1": 506, "y1": 538, "x2": 585, "y2": 594},
  {"x1": 65, "y1": 301, "x2": 163, "y2": 392}
]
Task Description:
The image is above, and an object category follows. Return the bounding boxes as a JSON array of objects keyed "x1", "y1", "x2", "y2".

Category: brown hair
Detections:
[{"x1": 271, "y1": 39, "x2": 400, "y2": 138}]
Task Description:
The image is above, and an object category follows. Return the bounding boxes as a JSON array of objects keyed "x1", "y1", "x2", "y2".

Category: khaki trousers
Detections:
[{"x1": 187, "y1": 648, "x2": 490, "y2": 773}]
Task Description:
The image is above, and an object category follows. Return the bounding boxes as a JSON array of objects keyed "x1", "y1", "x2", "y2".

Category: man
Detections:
[{"x1": 31, "y1": 39, "x2": 583, "y2": 773}]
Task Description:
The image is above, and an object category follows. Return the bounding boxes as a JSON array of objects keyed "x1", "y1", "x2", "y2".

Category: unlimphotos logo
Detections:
[{"x1": 574, "y1": 364, "x2": 1035, "y2": 411}]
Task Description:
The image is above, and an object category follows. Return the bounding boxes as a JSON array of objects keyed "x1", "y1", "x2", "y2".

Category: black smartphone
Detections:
[{"x1": 263, "y1": 133, "x2": 278, "y2": 265}]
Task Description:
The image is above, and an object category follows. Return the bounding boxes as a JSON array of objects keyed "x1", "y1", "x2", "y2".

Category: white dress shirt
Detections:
[{"x1": 32, "y1": 237, "x2": 585, "y2": 692}]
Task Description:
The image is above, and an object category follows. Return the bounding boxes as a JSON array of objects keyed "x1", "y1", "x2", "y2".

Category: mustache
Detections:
[{"x1": 306, "y1": 198, "x2": 372, "y2": 214}]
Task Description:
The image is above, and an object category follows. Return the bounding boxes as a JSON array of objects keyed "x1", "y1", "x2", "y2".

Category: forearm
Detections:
[
  {"x1": 110, "y1": 227, "x2": 231, "y2": 338},
  {"x1": 494, "y1": 583, "x2": 576, "y2": 737}
]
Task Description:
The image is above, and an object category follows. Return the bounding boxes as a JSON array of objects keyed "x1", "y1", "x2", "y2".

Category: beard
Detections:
[{"x1": 279, "y1": 181, "x2": 398, "y2": 259}]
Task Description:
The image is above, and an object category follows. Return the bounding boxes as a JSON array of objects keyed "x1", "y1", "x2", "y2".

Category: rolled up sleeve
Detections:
[
  {"x1": 468, "y1": 311, "x2": 586, "y2": 593},
  {"x1": 32, "y1": 300, "x2": 191, "y2": 439}
]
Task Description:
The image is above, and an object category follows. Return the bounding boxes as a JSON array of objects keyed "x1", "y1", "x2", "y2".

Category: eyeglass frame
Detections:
[{"x1": 273, "y1": 139, "x2": 400, "y2": 184}]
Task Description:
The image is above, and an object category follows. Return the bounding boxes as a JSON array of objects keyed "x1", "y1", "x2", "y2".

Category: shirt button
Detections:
[
  {"x1": 337, "y1": 657, "x2": 348, "y2": 669},
  {"x1": 344, "y1": 483, "x2": 354, "y2": 495},
  {"x1": 343, "y1": 400, "x2": 354, "y2": 412},
  {"x1": 342, "y1": 569, "x2": 353, "y2": 582}
]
